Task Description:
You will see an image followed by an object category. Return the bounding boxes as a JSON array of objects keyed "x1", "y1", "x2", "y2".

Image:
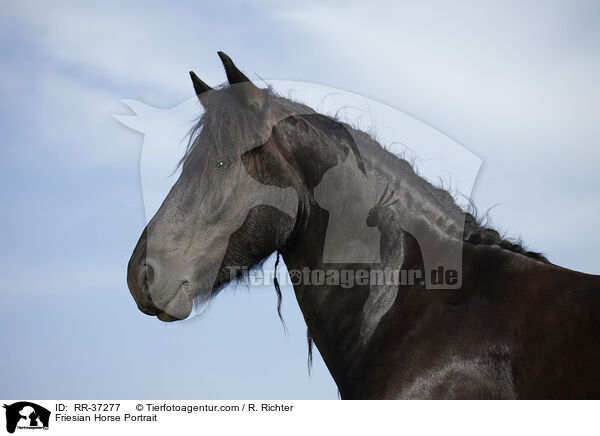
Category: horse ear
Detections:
[
  {"x1": 217, "y1": 51, "x2": 265, "y2": 110},
  {"x1": 189, "y1": 71, "x2": 212, "y2": 102}
]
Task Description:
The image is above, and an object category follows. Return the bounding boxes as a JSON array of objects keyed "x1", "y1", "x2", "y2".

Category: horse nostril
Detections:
[{"x1": 144, "y1": 264, "x2": 155, "y2": 286}]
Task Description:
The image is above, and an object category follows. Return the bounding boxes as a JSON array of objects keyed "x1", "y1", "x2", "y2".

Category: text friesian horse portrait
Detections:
[{"x1": 127, "y1": 52, "x2": 600, "y2": 399}]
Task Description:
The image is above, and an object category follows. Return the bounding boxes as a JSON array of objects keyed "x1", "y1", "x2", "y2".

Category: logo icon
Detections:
[{"x1": 3, "y1": 402, "x2": 50, "y2": 434}]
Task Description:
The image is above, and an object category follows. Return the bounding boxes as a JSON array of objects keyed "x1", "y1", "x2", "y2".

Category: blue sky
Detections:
[{"x1": 1, "y1": 0, "x2": 599, "y2": 399}]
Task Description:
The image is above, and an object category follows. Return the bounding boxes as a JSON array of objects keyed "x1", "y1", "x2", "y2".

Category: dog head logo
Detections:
[{"x1": 3, "y1": 402, "x2": 50, "y2": 433}]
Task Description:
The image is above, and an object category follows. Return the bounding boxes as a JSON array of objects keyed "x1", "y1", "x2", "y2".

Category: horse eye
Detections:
[{"x1": 215, "y1": 156, "x2": 231, "y2": 169}]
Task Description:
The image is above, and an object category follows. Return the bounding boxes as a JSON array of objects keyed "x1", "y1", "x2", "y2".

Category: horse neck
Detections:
[{"x1": 280, "y1": 123, "x2": 465, "y2": 396}]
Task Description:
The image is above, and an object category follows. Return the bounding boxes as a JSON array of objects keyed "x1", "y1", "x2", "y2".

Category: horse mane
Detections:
[
  {"x1": 183, "y1": 85, "x2": 549, "y2": 263},
  {"x1": 342, "y1": 124, "x2": 549, "y2": 263}
]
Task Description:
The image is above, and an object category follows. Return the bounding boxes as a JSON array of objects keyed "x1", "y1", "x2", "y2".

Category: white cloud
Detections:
[
  {"x1": 276, "y1": 0, "x2": 600, "y2": 145},
  {"x1": 5, "y1": 1, "x2": 203, "y2": 95}
]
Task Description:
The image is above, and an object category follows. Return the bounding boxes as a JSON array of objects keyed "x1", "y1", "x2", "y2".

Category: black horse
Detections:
[{"x1": 127, "y1": 52, "x2": 600, "y2": 399}]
